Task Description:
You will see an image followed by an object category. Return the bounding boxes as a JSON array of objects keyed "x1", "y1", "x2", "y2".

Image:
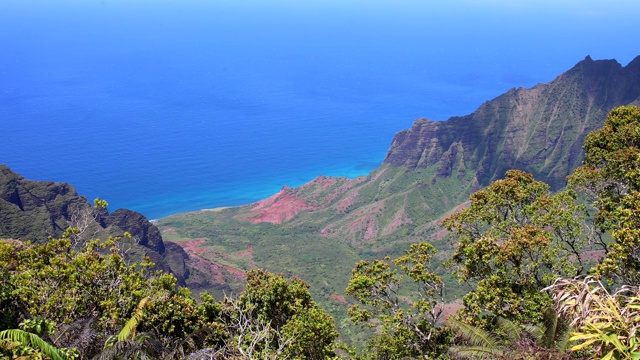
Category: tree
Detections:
[
  {"x1": 231, "y1": 269, "x2": 339, "y2": 360},
  {"x1": 1, "y1": 235, "x2": 339, "y2": 359},
  {"x1": 346, "y1": 242, "x2": 450, "y2": 359},
  {"x1": 569, "y1": 105, "x2": 640, "y2": 285},
  {"x1": 442, "y1": 170, "x2": 587, "y2": 326}
]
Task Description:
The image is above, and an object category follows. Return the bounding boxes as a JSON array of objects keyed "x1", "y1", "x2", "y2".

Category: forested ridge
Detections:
[{"x1": 2, "y1": 106, "x2": 640, "y2": 359}]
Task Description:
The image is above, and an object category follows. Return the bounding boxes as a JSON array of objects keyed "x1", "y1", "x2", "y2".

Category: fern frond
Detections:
[
  {"x1": 95, "y1": 333, "x2": 162, "y2": 360},
  {"x1": 538, "y1": 306, "x2": 558, "y2": 347},
  {"x1": 117, "y1": 297, "x2": 150, "y2": 342},
  {"x1": 496, "y1": 317, "x2": 521, "y2": 343},
  {"x1": 523, "y1": 323, "x2": 544, "y2": 341},
  {"x1": 447, "y1": 318, "x2": 500, "y2": 348},
  {"x1": 448, "y1": 345, "x2": 504, "y2": 358},
  {"x1": 554, "y1": 326, "x2": 572, "y2": 353},
  {"x1": 0, "y1": 329, "x2": 66, "y2": 360},
  {"x1": 54, "y1": 317, "x2": 97, "y2": 355}
]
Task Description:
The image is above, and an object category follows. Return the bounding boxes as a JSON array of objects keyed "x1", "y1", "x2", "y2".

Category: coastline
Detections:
[
  {"x1": 199, "y1": 206, "x2": 233, "y2": 212},
  {"x1": 149, "y1": 206, "x2": 235, "y2": 223}
]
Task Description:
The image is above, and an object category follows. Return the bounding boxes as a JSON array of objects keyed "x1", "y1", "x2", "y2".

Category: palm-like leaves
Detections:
[
  {"x1": 117, "y1": 297, "x2": 150, "y2": 342},
  {"x1": 446, "y1": 318, "x2": 504, "y2": 358},
  {"x1": 447, "y1": 314, "x2": 571, "y2": 360}
]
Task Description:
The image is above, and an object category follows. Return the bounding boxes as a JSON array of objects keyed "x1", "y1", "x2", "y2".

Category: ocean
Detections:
[{"x1": 1, "y1": 0, "x2": 639, "y2": 219}]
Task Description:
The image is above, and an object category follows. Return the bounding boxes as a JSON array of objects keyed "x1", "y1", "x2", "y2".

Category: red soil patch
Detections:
[
  {"x1": 321, "y1": 202, "x2": 384, "y2": 242},
  {"x1": 364, "y1": 216, "x2": 378, "y2": 241},
  {"x1": 315, "y1": 176, "x2": 338, "y2": 189},
  {"x1": 381, "y1": 208, "x2": 413, "y2": 237},
  {"x1": 342, "y1": 213, "x2": 379, "y2": 242},
  {"x1": 181, "y1": 238, "x2": 207, "y2": 255},
  {"x1": 322, "y1": 178, "x2": 360, "y2": 206},
  {"x1": 329, "y1": 294, "x2": 348, "y2": 304},
  {"x1": 234, "y1": 244, "x2": 254, "y2": 258},
  {"x1": 163, "y1": 227, "x2": 176, "y2": 232},
  {"x1": 187, "y1": 255, "x2": 227, "y2": 284},
  {"x1": 246, "y1": 186, "x2": 319, "y2": 224},
  {"x1": 175, "y1": 239, "x2": 247, "y2": 282},
  {"x1": 435, "y1": 228, "x2": 448, "y2": 241},
  {"x1": 335, "y1": 191, "x2": 359, "y2": 213},
  {"x1": 181, "y1": 238, "x2": 205, "y2": 247},
  {"x1": 222, "y1": 264, "x2": 246, "y2": 280}
]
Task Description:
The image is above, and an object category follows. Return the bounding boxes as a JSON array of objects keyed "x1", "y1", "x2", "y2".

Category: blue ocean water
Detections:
[{"x1": 1, "y1": 0, "x2": 639, "y2": 219}]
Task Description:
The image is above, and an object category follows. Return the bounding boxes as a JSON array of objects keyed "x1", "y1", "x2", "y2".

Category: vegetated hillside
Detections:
[
  {"x1": 0, "y1": 164, "x2": 229, "y2": 293},
  {"x1": 157, "y1": 56, "x2": 640, "y2": 339}
]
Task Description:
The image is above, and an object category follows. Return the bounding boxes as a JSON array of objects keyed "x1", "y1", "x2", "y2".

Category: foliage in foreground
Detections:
[
  {"x1": 346, "y1": 242, "x2": 450, "y2": 358},
  {"x1": 569, "y1": 105, "x2": 640, "y2": 285},
  {"x1": 0, "y1": 231, "x2": 338, "y2": 359},
  {"x1": 446, "y1": 315, "x2": 571, "y2": 360}
]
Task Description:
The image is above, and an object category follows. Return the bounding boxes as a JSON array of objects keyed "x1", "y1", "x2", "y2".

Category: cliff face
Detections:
[
  {"x1": 384, "y1": 55, "x2": 640, "y2": 190},
  {"x1": 0, "y1": 165, "x2": 163, "y2": 249},
  {"x1": 0, "y1": 165, "x2": 88, "y2": 242}
]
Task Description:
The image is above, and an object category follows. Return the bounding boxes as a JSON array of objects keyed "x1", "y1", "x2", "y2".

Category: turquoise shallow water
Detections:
[{"x1": 1, "y1": 0, "x2": 639, "y2": 219}]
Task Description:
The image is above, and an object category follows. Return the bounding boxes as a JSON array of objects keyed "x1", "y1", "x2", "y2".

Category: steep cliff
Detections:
[{"x1": 384, "y1": 55, "x2": 640, "y2": 190}]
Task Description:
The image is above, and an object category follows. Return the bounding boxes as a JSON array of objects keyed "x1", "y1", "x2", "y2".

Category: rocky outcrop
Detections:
[
  {"x1": 0, "y1": 165, "x2": 90, "y2": 242},
  {"x1": 102, "y1": 208, "x2": 165, "y2": 254}
]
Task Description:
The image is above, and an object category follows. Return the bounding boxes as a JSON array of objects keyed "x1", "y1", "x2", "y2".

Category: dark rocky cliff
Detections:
[{"x1": 0, "y1": 164, "x2": 201, "y2": 287}]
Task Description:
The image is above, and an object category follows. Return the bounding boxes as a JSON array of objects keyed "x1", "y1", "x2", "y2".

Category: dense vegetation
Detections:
[
  {"x1": 0, "y1": 231, "x2": 338, "y2": 359},
  {"x1": 2, "y1": 105, "x2": 640, "y2": 359}
]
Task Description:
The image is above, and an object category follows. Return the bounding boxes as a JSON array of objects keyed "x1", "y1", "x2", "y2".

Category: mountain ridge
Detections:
[
  {"x1": 384, "y1": 55, "x2": 640, "y2": 190},
  {"x1": 154, "y1": 58, "x2": 640, "y2": 339}
]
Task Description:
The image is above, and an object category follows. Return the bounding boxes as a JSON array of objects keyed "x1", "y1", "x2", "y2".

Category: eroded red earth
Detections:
[{"x1": 245, "y1": 186, "x2": 320, "y2": 224}]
